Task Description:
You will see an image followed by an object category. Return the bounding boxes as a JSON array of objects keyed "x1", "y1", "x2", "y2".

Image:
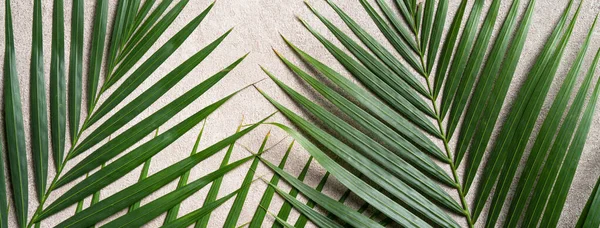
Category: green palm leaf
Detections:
[
  {"x1": 68, "y1": 0, "x2": 84, "y2": 139},
  {"x1": 4, "y1": 1, "x2": 29, "y2": 226},
  {"x1": 473, "y1": 0, "x2": 580, "y2": 222},
  {"x1": 29, "y1": 0, "x2": 48, "y2": 201},
  {"x1": 223, "y1": 132, "x2": 271, "y2": 227},
  {"x1": 454, "y1": 0, "x2": 524, "y2": 167},
  {"x1": 59, "y1": 58, "x2": 245, "y2": 187},
  {"x1": 259, "y1": 0, "x2": 600, "y2": 227},
  {"x1": 50, "y1": 0, "x2": 67, "y2": 170},
  {"x1": 2, "y1": 1, "x2": 271, "y2": 227},
  {"x1": 87, "y1": 0, "x2": 108, "y2": 111},
  {"x1": 505, "y1": 16, "x2": 600, "y2": 227},
  {"x1": 540, "y1": 56, "x2": 600, "y2": 227}
]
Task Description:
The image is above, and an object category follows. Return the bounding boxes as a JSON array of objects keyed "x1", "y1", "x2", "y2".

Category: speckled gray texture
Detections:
[{"x1": 0, "y1": 0, "x2": 599, "y2": 227}]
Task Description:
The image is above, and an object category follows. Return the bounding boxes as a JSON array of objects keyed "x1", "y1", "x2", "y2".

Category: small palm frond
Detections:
[
  {"x1": 258, "y1": 0, "x2": 600, "y2": 227},
  {"x1": 2, "y1": 0, "x2": 269, "y2": 227}
]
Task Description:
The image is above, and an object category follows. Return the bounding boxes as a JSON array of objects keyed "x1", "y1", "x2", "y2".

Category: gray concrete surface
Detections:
[{"x1": 0, "y1": 0, "x2": 599, "y2": 227}]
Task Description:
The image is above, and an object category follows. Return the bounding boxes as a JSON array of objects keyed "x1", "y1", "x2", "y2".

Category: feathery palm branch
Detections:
[
  {"x1": 2, "y1": 0, "x2": 269, "y2": 227},
  {"x1": 258, "y1": 0, "x2": 600, "y2": 227}
]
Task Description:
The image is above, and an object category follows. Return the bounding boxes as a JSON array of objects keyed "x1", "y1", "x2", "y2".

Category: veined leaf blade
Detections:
[
  {"x1": 473, "y1": 0, "x2": 578, "y2": 221},
  {"x1": 59, "y1": 89, "x2": 239, "y2": 188},
  {"x1": 374, "y1": 0, "x2": 420, "y2": 54},
  {"x1": 94, "y1": 9, "x2": 219, "y2": 126},
  {"x1": 30, "y1": 0, "x2": 49, "y2": 201},
  {"x1": 426, "y1": 0, "x2": 447, "y2": 73},
  {"x1": 87, "y1": 0, "x2": 109, "y2": 111},
  {"x1": 4, "y1": 1, "x2": 29, "y2": 226},
  {"x1": 577, "y1": 175, "x2": 600, "y2": 227},
  {"x1": 505, "y1": 14, "x2": 598, "y2": 227},
  {"x1": 106, "y1": 0, "x2": 129, "y2": 75},
  {"x1": 265, "y1": 68, "x2": 455, "y2": 188},
  {"x1": 522, "y1": 48, "x2": 599, "y2": 228},
  {"x1": 118, "y1": 0, "x2": 179, "y2": 63},
  {"x1": 50, "y1": 0, "x2": 67, "y2": 170},
  {"x1": 40, "y1": 114, "x2": 272, "y2": 222},
  {"x1": 273, "y1": 156, "x2": 314, "y2": 227},
  {"x1": 274, "y1": 51, "x2": 447, "y2": 166},
  {"x1": 307, "y1": 3, "x2": 430, "y2": 101},
  {"x1": 295, "y1": 171, "x2": 330, "y2": 228},
  {"x1": 420, "y1": 0, "x2": 435, "y2": 54},
  {"x1": 282, "y1": 37, "x2": 442, "y2": 140},
  {"x1": 540, "y1": 67, "x2": 600, "y2": 227},
  {"x1": 130, "y1": 0, "x2": 157, "y2": 35},
  {"x1": 68, "y1": 0, "x2": 84, "y2": 140},
  {"x1": 359, "y1": 0, "x2": 424, "y2": 74},
  {"x1": 129, "y1": 129, "x2": 160, "y2": 212},
  {"x1": 298, "y1": 19, "x2": 435, "y2": 118},
  {"x1": 446, "y1": 0, "x2": 501, "y2": 137},
  {"x1": 0, "y1": 150, "x2": 7, "y2": 228},
  {"x1": 325, "y1": 0, "x2": 429, "y2": 98}
]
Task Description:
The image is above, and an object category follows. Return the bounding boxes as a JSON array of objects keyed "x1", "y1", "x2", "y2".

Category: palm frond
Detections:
[
  {"x1": 2, "y1": 1, "x2": 270, "y2": 227},
  {"x1": 257, "y1": 0, "x2": 600, "y2": 227}
]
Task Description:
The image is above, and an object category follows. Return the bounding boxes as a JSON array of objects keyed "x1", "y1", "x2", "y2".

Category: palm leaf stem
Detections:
[
  {"x1": 414, "y1": 25, "x2": 474, "y2": 224},
  {"x1": 425, "y1": 75, "x2": 474, "y2": 227}
]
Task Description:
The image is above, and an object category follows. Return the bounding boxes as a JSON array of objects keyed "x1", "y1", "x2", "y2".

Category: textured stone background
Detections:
[{"x1": 1, "y1": 0, "x2": 599, "y2": 227}]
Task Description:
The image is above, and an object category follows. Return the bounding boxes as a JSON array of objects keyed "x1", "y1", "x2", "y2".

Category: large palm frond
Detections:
[
  {"x1": 2, "y1": 0, "x2": 269, "y2": 227},
  {"x1": 258, "y1": 0, "x2": 600, "y2": 227}
]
